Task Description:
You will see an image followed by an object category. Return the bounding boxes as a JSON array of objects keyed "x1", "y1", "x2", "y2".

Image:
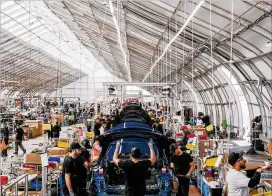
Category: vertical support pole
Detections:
[
  {"x1": 15, "y1": 183, "x2": 18, "y2": 196},
  {"x1": 121, "y1": 86, "x2": 123, "y2": 104},
  {"x1": 42, "y1": 166, "x2": 47, "y2": 196},
  {"x1": 25, "y1": 175, "x2": 28, "y2": 196},
  {"x1": 103, "y1": 84, "x2": 105, "y2": 102}
]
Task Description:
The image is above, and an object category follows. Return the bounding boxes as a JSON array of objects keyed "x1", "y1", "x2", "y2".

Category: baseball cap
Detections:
[
  {"x1": 181, "y1": 125, "x2": 188, "y2": 130},
  {"x1": 69, "y1": 142, "x2": 82, "y2": 151},
  {"x1": 81, "y1": 139, "x2": 91, "y2": 149},
  {"x1": 180, "y1": 146, "x2": 189, "y2": 151},
  {"x1": 228, "y1": 151, "x2": 244, "y2": 166},
  {"x1": 131, "y1": 147, "x2": 141, "y2": 159}
]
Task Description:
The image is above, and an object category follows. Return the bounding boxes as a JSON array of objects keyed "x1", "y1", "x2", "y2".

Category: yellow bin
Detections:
[
  {"x1": 58, "y1": 141, "x2": 69, "y2": 148},
  {"x1": 205, "y1": 157, "x2": 218, "y2": 167},
  {"x1": 186, "y1": 144, "x2": 197, "y2": 150},
  {"x1": 86, "y1": 132, "x2": 94, "y2": 138},
  {"x1": 253, "y1": 192, "x2": 272, "y2": 196}
]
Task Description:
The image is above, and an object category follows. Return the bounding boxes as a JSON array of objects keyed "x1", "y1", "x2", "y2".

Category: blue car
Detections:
[{"x1": 90, "y1": 121, "x2": 175, "y2": 196}]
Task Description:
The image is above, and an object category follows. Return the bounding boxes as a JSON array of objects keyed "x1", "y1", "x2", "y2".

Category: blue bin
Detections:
[
  {"x1": 48, "y1": 157, "x2": 61, "y2": 163},
  {"x1": 30, "y1": 180, "x2": 42, "y2": 189}
]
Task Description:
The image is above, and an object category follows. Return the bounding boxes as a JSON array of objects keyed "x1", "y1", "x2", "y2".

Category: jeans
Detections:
[
  {"x1": 15, "y1": 140, "x2": 26, "y2": 153},
  {"x1": 177, "y1": 176, "x2": 190, "y2": 196}
]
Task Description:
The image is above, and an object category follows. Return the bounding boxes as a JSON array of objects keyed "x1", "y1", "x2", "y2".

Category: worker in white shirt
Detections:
[{"x1": 226, "y1": 152, "x2": 271, "y2": 196}]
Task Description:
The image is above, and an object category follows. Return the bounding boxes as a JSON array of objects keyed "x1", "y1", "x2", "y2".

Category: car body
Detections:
[{"x1": 90, "y1": 121, "x2": 175, "y2": 196}]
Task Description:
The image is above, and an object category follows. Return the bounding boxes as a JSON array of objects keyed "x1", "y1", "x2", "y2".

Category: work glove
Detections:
[
  {"x1": 185, "y1": 174, "x2": 191, "y2": 180},
  {"x1": 69, "y1": 191, "x2": 75, "y2": 196},
  {"x1": 116, "y1": 140, "x2": 121, "y2": 147},
  {"x1": 148, "y1": 138, "x2": 153, "y2": 148}
]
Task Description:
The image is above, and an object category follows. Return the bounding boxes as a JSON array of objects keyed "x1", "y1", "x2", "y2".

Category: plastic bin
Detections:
[
  {"x1": 58, "y1": 141, "x2": 69, "y2": 148},
  {"x1": 48, "y1": 157, "x2": 61, "y2": 163},
  {"x1": 86, "y1": 132, "x2": 94, "y2": 138},
  {"x1": 0, "y1": 176, "x2": 9, "y2": 185},
  {"x1": 30, "y1": 180, "x2": 42, "y2": 189}
]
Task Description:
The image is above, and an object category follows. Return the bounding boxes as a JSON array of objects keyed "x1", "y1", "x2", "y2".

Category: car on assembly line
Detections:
[{"x1": 90, "y1": 121, "x2": 175, "y2": 196}]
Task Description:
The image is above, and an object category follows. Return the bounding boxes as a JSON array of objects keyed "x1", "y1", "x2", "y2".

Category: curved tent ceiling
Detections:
[
  {"x1": 45, "y1": 0, "x2": 271, "y2": 133},
  {"x1": 0, "y1": 0, "x2": 271, "y2": 134}
]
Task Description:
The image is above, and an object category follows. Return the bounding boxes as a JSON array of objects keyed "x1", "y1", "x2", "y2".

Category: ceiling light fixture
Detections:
[
  {"x1": 108, "y1": 0, "x2": 132, "y2": 82},
  {"x1": 142, "y1": 0, "x2": 204, "y2": 82}
]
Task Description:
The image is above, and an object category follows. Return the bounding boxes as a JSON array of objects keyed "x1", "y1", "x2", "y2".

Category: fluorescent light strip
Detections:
[
  {"x1": 142, "y1": 0, "x2": 205, "y2": 82},
  {"x1": 109, "y1": 1, "x2": 132, "y2": 82}
]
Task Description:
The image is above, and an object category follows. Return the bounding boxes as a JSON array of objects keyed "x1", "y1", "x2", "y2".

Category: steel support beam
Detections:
[{"x1": 102, "y1": 82, "x2": 176, "y2": 87}]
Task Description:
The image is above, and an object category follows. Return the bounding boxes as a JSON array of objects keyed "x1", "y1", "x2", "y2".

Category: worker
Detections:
[
  {"x1": 62, "y1": 142, "x2": 82, "y2": 196},
  {"x1": 81, "y1": 139, "x2": 91, "y2": 162},
  {"x1": 14, "y1": 125, "x2": 26, "y2": 155},
  {"x1": 91, "y1": 139, "x2": 102, "y2": 162},
  {"x1": 113, "y1": 140, "x2": 156, "y2": 196},
  {"x1": 169, "y1": 143, "x2": 195, "y2": 196},
  {"x1": 181, "y1": 125, "x2": 190, "y2": 145},
  {"x1": 226, "y1": 152, "x2": 271, "y2": 196},
  {"x1": 114, "y1": 109, "x2": 121, "y2": 125},
  {"x1": 93, "y1": 118, "x2": 101, "y2": 138},
  {"x1": 74, "y1": 140, "x2": 91, "y2": 196},
  {"x1": 105, "y1": 115, "x2": 112, "y2": 130},
  {"x1": 52, "y1": 121, "x2": 61, "y2": 139},
  {"x1": 153, "y1": 118, "x2": 163, "y2": 134},
  {"x1": 1, "y1": 123, "x2": 9, "y2": 157}
]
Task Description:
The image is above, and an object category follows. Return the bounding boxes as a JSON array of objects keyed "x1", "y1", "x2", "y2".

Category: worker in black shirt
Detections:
[
  {"x1": 81, "y1": 139, "x2": 91, "y2": 162},
  {"x1": 153, "y1": 119, "x2": 164, "y2": 134},
  {"x1": 52, "y1": 121, "x2": 61, "y2": 139},
  {"x1": 105, "y1": 115, "x2": 112, "y2": 130},
  {"x1": 113, "y1": 139, "x2": 156, "y2": 196},
  {"x1": 93, "y1": 118, "x2": 101, "y2": 138},
  {"x1": 169, "y1": 143, "x2": 195, "y2": 196},
  {"x1": 14, "y1": 125, "x2": 26, "y2": 155},
  {"x1": 62, "y1": 142, "x2": 82, "y2": 196},
  {"x1": 75, "y1": 140, "x2": 90, "y2": 196},
  {"x1": 115, "y1": 109, "x2": 121, "y2": 125}
]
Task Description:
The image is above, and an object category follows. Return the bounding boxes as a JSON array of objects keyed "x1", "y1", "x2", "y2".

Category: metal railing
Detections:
[{"x1": 0, "y1": 174, "x2": 28, "y2": 196}]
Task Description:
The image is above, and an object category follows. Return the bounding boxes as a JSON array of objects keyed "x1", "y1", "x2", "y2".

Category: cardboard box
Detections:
[
  {"x1": 21, "y1": 167, "x2": 41, "y2": 175},
  {"x1": 49, "y1": 147, "x2": 68, "y2": 156},
  {"x1": 24, "y1": 120, "x2": 43, "y2": 138},
  {"x1": 199, "y1": 139, "x2": 215, "y2": 153},
  {"x1": 200, "y1": 152, "x2": 208, "y2": 158},
  {"x1": 25, "y1": 153, "x2": 42, "y2": 165},
  {"x1": 28, "y1": 191, "x2": 42, "y2": 196},
  {"x1": 245, "y1": 163, "x2": 265, "y2": 170}
]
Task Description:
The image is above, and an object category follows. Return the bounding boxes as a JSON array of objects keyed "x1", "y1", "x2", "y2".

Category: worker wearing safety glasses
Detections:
[{"x1": 226, "y1": 152, "x2": 272, "y2": 196}]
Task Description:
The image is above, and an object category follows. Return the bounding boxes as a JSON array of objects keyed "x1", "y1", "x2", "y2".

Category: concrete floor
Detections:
[{"x1": 6, "y1": 135, "x2": 46, "y2": 158}]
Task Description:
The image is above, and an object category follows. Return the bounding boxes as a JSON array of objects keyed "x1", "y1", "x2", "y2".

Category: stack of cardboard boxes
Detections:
[
  {"x1": 24, "y1": 120, "x2": 43, "y2": 138},
  {"x1": 198, "y1": 139, "x2": 215, "y2": 157}
]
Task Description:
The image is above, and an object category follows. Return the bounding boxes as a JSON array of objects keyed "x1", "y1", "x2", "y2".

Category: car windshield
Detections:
[{"x1": 106, "y1": 138, "x2": 159, "y2": 161}]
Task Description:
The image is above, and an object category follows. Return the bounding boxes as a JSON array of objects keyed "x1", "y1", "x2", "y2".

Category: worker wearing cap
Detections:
[
  {"x1": 226, "y1": 152, "x2": 271, "y2": 196},
  {"x1": 113, "y1": 140, "x2": 156, "y2": 196},
  {"x1": 181, "y1": 125, "x2": 190, "y2": 145},
  {"x1": 169, "y1": 143, "x2": 195, "y2": 196},
  {"x1": 62, "y1": 142, "x2": 82, "y2": 196},
  {"x1": 74, "y1": 140, "x2": 91, "y2": 196}
]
